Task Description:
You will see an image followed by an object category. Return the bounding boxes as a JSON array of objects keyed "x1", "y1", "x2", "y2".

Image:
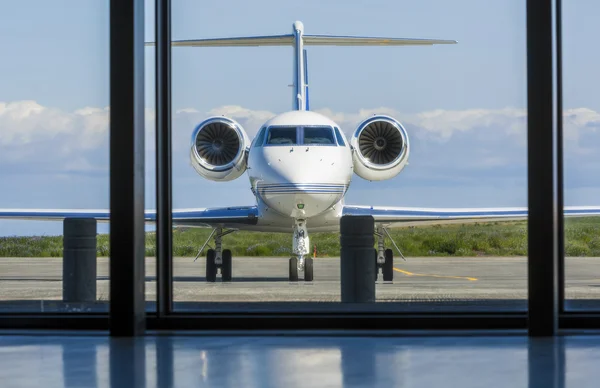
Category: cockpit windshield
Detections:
[
  {"x1": 266, "y1": 127, "x2": 297, "y2": 145},
  {"x1": 262, "y1": 125, "x2": 340, "y2": 146},
  {"x1": 303, "y1": 126, "x2": 335, "y2": 145}
]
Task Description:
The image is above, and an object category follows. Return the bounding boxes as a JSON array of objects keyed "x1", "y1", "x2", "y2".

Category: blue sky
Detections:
[{"x1": 0, "y1": 0, "x2": 599, "y2": 236}]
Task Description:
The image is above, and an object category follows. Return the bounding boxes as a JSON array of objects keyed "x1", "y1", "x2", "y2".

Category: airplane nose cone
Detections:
[{"x1": 257, "y1": 146, "x2": 352, "y2": 218}]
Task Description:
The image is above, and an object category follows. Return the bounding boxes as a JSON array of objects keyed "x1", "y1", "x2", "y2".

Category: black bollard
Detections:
[
  {"x1": 340, "y1": 215, "x2": 375, "y2": 303},
  {"x1": 63, "y1": 218, "x2": 97, "y2": 303}
]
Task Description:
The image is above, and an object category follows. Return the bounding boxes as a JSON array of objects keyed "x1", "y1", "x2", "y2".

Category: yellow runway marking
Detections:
[{"x1": 393, "y1": 268, "x2": 478, "y2": 281}]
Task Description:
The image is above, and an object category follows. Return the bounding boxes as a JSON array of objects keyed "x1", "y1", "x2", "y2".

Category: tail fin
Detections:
[{"x1": 146, "y1": 21, "x2": 456, "y2": 111}]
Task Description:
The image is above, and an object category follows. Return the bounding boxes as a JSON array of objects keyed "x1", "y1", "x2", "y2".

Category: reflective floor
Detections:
[{"x1": 1, "y1": 332, "x2": 600, "y2": 387}]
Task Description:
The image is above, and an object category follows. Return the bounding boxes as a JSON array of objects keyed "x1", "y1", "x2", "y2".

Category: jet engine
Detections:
[
  {"x1": 350, "y1": 115, "x2": 410, "y2": 181},
  {"x1": 189, "y1": 116, "x2": 250, "y2": 181}
]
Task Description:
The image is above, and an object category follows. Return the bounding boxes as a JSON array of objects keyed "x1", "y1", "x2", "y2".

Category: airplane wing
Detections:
[
  {"x1": 0, "y1": 206, "x2": 259, "y2": 229},
  {"x1": 342, "y1": 205, "x2": 600, "y2": 228}
]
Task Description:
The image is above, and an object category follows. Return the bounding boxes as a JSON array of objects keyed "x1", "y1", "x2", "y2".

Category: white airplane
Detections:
[{"x1": 2, "y1": 21, "x2": 600, "y2": 283}]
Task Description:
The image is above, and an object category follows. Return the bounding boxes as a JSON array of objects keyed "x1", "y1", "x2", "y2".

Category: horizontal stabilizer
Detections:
[
  {"x1": 145, "y1": 34, "x2": 456, "y2": 47},
  {"x1": 145, "y1": 34, "x2": 294, "y2": 47},
  {"x1": 303, "y1": 35, "x2": 457, "y2": 46},
  {"x1": 143, "y1": 22, "x2": 457, "y2": 113}
]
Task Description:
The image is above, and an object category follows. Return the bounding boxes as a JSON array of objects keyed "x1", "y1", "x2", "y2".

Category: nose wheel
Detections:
[
  {"x1": 304, "y1": 257, "x2": 314, "y2": 281},
  {"x1": 289, "y1": 257, "x2": 298, "y2": 281},
  {"x1": 289, "y1": 256, "x2": 314, "y2": 281}
]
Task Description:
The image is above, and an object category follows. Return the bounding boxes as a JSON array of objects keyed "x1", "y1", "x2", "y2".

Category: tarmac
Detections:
[{"x1": 0, "y1": 256, "x2": 599, "y2": 312}]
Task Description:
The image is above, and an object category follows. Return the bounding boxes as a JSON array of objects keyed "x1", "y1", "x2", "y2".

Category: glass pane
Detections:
[
  {"x1": 303, "y1": 127, "x2": 335, "y2": 145},
  {"x1": 266, "y1": 127, "x2": 297, "y2": 145},
  {"x1": 334, "y1": 127, "x2": 346, "y2": 146},
  {"x1": 171, "y1": 0, "x2": 528, "y2": 313},
  {"x1": 0, "y1": 1, "x2": 112, "y2": 313},
  {"x1": 562, "y1": 1, "x2": 600, "y2": 311},
  {"x1": 253, "y1": 127, "x2": 267, "y2": 147}
]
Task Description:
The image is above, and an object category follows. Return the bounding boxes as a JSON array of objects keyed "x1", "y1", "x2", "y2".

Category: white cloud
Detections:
[
  {"x1": 0, "y1": 100, "x2": 110, "y2": 169},
  {"x1": 204, "y1": 105, "x2": 277, "y2": 136},
  {"x1": 175, "y1": 108, "x2": 199, "y2": 114},
  {"x1": 1, "y1": 100, "x2": 600, "y2": 177},
  {"x1": 0, "y1": 101, "x2": 109, "y2": 148}
]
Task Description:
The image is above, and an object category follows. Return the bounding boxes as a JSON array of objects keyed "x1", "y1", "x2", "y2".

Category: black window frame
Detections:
[{"x1": 2, "y1": 0, "x2": 597, "y2": 335}]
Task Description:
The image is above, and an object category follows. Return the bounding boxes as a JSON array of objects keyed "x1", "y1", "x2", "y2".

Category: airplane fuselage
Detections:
[{"x1": 246, "y1": 111, "x2": 353, "y2": 232}]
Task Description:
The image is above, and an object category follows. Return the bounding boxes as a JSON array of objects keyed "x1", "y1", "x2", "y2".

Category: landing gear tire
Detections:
[
  {"x1": 383, "y1": 248, "x2": 394, "y2": 282},
  {"x1": 374, "y1": 248, "x2": 379, "y2": 281},
  {"x1": 289, "y1": 257, "x2": 299, "y2": 281},
  {"x1": 304, "y1": 257, "x2": 314, "y2": 282},
  {"x1": 206, "y1": 249, "x2": 217, "y2": 282},
  {"x1": 222, "y1": 249, "x2": 232, "y2": 282}
]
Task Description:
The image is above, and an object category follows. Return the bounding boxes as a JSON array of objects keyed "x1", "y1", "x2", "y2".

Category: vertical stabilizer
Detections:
[
  {"x1": 292, "y1": 21, "x2": 306, "y2": 111},
  {"x1": 304, "y1": 48, "x2": 309, "y2": 111}
]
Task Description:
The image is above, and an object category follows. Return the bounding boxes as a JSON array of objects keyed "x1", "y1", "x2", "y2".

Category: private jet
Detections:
[{"x1": 2, "y1": 21, "x2": 600, "y2": 283}]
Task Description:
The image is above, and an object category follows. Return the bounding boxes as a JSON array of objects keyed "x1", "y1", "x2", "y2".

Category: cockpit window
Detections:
[
  {"x1": 334, "y1": 127, "x2": 346, "y2": 146},
  {"x1": 266, "y1": 127, "x2": 297, "y2": 145},
  {"x1": 303, "y1": 126, "x2": 335, "y2": 145},
  {"x1": 253, "y1": 127, "x2": 266, "y2": 147}
]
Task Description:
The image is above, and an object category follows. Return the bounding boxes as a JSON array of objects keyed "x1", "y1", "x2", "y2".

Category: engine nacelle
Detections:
[
  {"x1": 350, "y1": 115, "x2": 410, "y2": 181},
  {"x1": 190, "y1": 116, "x2": 250, "y2": 181}
]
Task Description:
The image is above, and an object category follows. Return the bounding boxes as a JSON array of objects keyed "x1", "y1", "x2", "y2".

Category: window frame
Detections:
[{"x1": 2, "y1": 0, "x2": 596, "y2": 335}]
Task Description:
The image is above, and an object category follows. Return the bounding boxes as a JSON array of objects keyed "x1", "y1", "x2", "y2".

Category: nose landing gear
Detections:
[{"x1": 289, "y1": 219, "x2": 314, "y2": 281}]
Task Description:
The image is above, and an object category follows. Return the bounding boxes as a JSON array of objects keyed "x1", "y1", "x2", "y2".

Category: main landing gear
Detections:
[
  {"x1": 194, "y1": 227, "x2": 236, "y2": 282},
  {"x1": 289, "y1": 219, "x2": 313, "y2": 282},
  {"x1": 374, "y1": 225, "x2": 406, "y2": 282}
]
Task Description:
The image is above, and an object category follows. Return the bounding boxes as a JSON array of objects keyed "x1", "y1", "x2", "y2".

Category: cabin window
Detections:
[
  {"x1": 334, "y1": 127, "x2": 346, "y2": 146},
  {"x1": 303, "y1": 126, "x2": 335, "y2": 145},
  {"x1": 253, "y1": 127, "x2": 267, "y2": 147},
  {"x1": 266, "y1": 127, "x2": 297, "y2": 145}
]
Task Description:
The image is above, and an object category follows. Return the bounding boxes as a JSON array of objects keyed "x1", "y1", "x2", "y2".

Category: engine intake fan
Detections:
[
  {"x1": 190, "y1": 116, "x2": 249, "y2": 182},
  {"x1": 195, "y1": 121, "x2": 241, "y2": 167},
  {"x1": 351, "y1": 115, "x2": 410, "y2": 181},
  {"x1": 357, "y1": 120, "x2": 405, "y2": 165}
]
